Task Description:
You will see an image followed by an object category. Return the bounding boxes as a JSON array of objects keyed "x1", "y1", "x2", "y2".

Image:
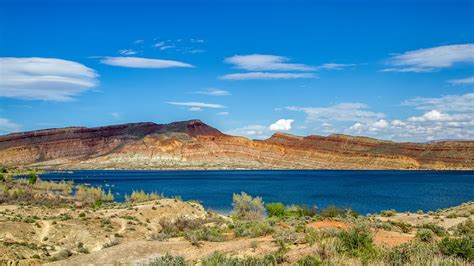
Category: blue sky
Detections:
[{"x1": 0, "y1": 0, "x2": 473, "y2": 142}]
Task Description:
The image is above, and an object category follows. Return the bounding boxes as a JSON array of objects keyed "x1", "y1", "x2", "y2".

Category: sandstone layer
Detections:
[{"x1": 0, "y1": 120, "x2": 473, "y2": 170}]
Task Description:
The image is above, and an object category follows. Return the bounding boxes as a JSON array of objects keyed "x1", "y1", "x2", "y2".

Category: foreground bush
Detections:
[
  {"x1": 416, "y1": 228, "x2": 435, "y2": 242},
  {"x1": 266, "y1": 202, "x2": 287, "y2": 218},
  {"x1": 438, "y1": 236, "x2": 474, "y2": 261},
  {"x1": 232, "y1": 192, "x2": 265, "y2": 220},
  {"x1": 148, "y1": 254, "x2": 186, "y2": 266},
  {"x1": 337, "y1": 224, "x2": 377, "y2": 262},
  {"x1": 201, "y1": 251, "x2": 284, "y2": 266},
  {"x1": 234, "y1": 220, "x2": 274, "y2": 238},
  {"x1": 185, "y1": 226, "x2": 225, "y2": 245},
  {"x1": 295, "y1": 255, "x2": 321, "y2": 266}
]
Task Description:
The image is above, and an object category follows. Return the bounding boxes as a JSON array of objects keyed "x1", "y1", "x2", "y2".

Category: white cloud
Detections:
[
  {"x1": 0, "y1": 118, "x2": 21, "y2": 133},
  {"x1": 224, "y1": 54, "x2": 315, "y2": 71},
  {"x1": 217, "y1": 111, "x2": 229, "y2": 115},
  {"x1": 269, "y1": 119, "x2": 294, "y2": 131},
  {"x1": 194, "y1": 88, "x2": 231, "y2": 96},
  {"x1": 159, "y1": 45, "x2": 175, "y2": 51},
  {"x1": 0, "y1": 57, "x2": 99, "y2": 101},
  {"x1": 111, "y1": 112, "x2": 120, "y2": 119},
  {"x1": 166, "y1": 101, "x2": 225, "y2": 108},
  {"x1": 225, "y1": 125, "x2": 270, "y2": 139},
  {"x1": 287, "y1": 103, "x2": 385, "y2": 122},
  {"x1": 404, "y1": 93, "x2": 474, "y2": 112},
  {"x1": 134, "y1": 40, "x2": 144, "y2": 44},
  {"x1": 154, "y1": 41, "x2": 166, "y2": 48},
  {"x1": 220, "y1": 72, "x2": 315, "y2": 80},
  {"x1": 449, "y1": 76, "x2": 474, "y2": 85},
  {"x1": 190, "y1": 38, "x2": 204, "y2": 43},
  {"x1": 188, "y1": 107, "x2": 203, "y2": 112},
  {"x1": 118, "y1": 49, "x2": 138, "y2": 55},
  {"x1": 316, "y1": 63, "x2": 356, "y2": 70},
  {"x1": 384, "y1": 44, "x2": 474, "y2": 72},
  {"x1": 100, "y1": 57, "x2": 194, "y2": 69}
]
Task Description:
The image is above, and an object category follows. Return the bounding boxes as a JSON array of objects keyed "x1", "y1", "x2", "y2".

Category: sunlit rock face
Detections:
[{"x1": 0, "y1": 120, "x2": 473, "y2": 170}]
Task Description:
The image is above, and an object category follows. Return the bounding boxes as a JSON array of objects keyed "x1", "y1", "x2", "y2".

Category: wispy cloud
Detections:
[
  {"x1": 383, "y1": 44, "x2": 474, "y2": 72},
  {"x1": 269, "y1": 119, "x2": 294, "y2": 131},
  {"x1": 194, "y1": 88, "x2": 231, "y2": 96},
  {"x1": 217, "y1": 111, "x2": 229, "y2": 115},
  {"x1": 0, "y1": 57, "x2": 98, "y2": 101},
  {"x1": 166, "y1": 101, "x2": 225, "y2": 109},
  {"x1": 224, "y1": 54, "x2": 315, "y2": 71},
  {"x1": 287, "y1": 103, "x2": 385, "y2": 122},
  {"x1": 316, "y1": 63, "x2": 356, "y2": 70},
  {"x1": 403, "y1": 93, "x2": 474, "y2": 112},
  {"x1": 0, "y1": 117, "x2": 21, "y2": 133},
  {"x1": 118, "y1": 49, "x2": 138, "y2": 55},
  {"x1": 100, "y1": 57, "x2": 194, "y2": 69},
  {"x1": 225, "y1": 125, "x2": 270, "y2": 139},
  {"x1": 220, "y1": 72, "x2": 315, "y2": 80},
  {"x1": 134, "y1": 40, "x2": 144, "y2": 44},
  {"x1": 448, "y1": 76, "x2": 474, "y2": 85}
]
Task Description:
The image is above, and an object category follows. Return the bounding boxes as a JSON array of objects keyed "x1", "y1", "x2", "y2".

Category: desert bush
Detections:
[
  {"x1": 266, "y1": 202, "x2": 287, "y2": 218},
  {"x1": 28, "y1": 173, "x2": 38, "y2": 184},
  {"x1": 125, "y1": 190, "x2": 161, "y2": 203},
  {"x1": 286, "y1": 204, "x2": 318, "y2": 218},
  {"x1": 234, "y1": 220, "x2": 274, "y2": 238},
  {"x1": 419, "y1": 223, "x2": 446, "y2": 236},
  {"x1": 295, "y1": 255, "x2": 321, "y2": 266},
  {"x1": 148, "y1": 254, "x2": 186, "y2": 266},
  {"x1": 185, "y1": 226, "x2": 225, "y2": 244},
  {"x1": 273, "y1": 228, "x2": 300, "y2": 248},
  {"x1": 455, "y1": 218, "x2": 474, "y2": 236},
  {"x1": 416, "y1": 228, "x2": 435, "y2": 242},
  {"x1": 304, "y1": 227, "x2": 320, "y2": 246},
  {"x1": 320, "y1": 205, "x2": 346, "y2": 218},
  {"x1": 389, "y1": 220, "x2": 412, "y2": 233},
  {"x1": 380, "y1": 209, "x2": 396, "y2": 217},
  {"x1": 75, "y1": 185, "x2": 111, "y2": 205},
  {"x1": 438, "y1": 236, "x2": 474, "y2": 261},
  {"x1": 337, "y1": 223, "x2": 377, "y2": 262},
  {"x1": 232, "y1": 192, "x2": 265, "y2": 220},
  {"x1": 201, "y1": 251, "x2": 282, "y2": 266},
  {"x1": 383, "y1": 242, "x2": 436, "y2": 265}
]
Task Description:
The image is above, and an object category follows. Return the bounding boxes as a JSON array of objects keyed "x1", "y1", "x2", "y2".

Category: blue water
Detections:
[{"x1": 37, "y1": 170, "x2": 474, "y2": 214}]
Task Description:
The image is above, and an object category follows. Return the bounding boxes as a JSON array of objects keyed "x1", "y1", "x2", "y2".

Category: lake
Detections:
[{"x1": 38, "y1": 170, "x2": 474, "y2": 214}]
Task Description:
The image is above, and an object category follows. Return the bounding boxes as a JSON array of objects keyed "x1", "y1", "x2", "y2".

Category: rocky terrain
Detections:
[
  {"x1": 1, "y1": 178, "x2": 473, "y2": 265},
  {"x1": 0, "y1": 120, "x2": 473, "y2": 170}
]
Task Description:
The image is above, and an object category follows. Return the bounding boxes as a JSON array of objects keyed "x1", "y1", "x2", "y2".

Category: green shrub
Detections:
[
  {"x1": 201, "y1": 251, "x2": 282, "y2": 266},
  {"x1": 286, "y1": 204, "x2": 318, "y2": 218},
  {"x1": 380, "y1": 209, "x2": 396, "y2": 217},
  {"x1": 320, "y1": 205, "x2": 346, "y2": 218},
  {"x1": 148, "y1": 254, "x2": 186, "y2": 266},
  {"x1": 234, "y1": 221, "x2": 274, "y2": 238},
  {"x1": 419, "y1": 223, "x2": 446, "y2": 236},
  {"x1": 296, "y1": 255, "x2": 321, "y2": 266},
  {"x1": 455, "y1": 218, "x2": 474, "y2": 236},
  {"x1": 28, "y1": 173, "x2": 38, "y2": 184},
  {"x1": 185, "y1": 226, "x2": 225, "y2": 244},
  {"x1": 337, "y1": 224, "x2": 377, "y2": 261},
  {"x1": 438, "y1": 236, "x2": 474, "y2": 260},
  {"x1": 232, "y1": 192, "x2": 265, "y2": 220},
  {"x1": 266, "y1": 202, "x2": 287, "y2": 218},
  {"x1": 416, "y1": 229, "x2": 435, "y2": 242},
  {"x1": 389, "y1": 221, "x2": 412, "y2": 233}
]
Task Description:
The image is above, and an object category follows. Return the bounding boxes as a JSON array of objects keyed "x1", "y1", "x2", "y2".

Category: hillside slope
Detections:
[{"x1": 0, "y1": 120, "x2": 473, "y2": 170}]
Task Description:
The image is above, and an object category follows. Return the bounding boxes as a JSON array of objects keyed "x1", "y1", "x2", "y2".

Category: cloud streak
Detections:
[
  {"x1": 0, "y1": 117, "x2": 21, "y2": 133},
  {"x1": 220, "y1": 72, "x2": 315, "y2": 80},
  {"x1": 100, "y1": 57, "x2": 194, "y2": 69},
  {"x1": 166, "y1": 101, "x2": 225, "y2": 108},
  {"x1": 0, "y1": 57, "x2": 98, "y2": 101},
  {"x1": 224, "y1": 54, "x2": 315, "y2": 71},
  {"x1": 383, "y1": 44, "x2": 474, "y2": 72}
]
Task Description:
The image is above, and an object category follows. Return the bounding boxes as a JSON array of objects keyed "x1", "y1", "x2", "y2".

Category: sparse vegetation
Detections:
[
  {"x1": 125, "y1": 190, "x2": 162, "y2": 203},
  {"x1": 232, "y1": 192, "x2": 265, "y2": 220}
]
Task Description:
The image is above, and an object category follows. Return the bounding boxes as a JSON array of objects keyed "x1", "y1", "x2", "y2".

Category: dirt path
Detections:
[{"x1": 39, "y1": 221, "x2": 51, "y2": 242}]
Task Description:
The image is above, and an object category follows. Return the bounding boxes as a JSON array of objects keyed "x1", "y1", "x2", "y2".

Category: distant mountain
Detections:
[{"x1": 1, "y1": 120, "x2": 473, "y2": 170}]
